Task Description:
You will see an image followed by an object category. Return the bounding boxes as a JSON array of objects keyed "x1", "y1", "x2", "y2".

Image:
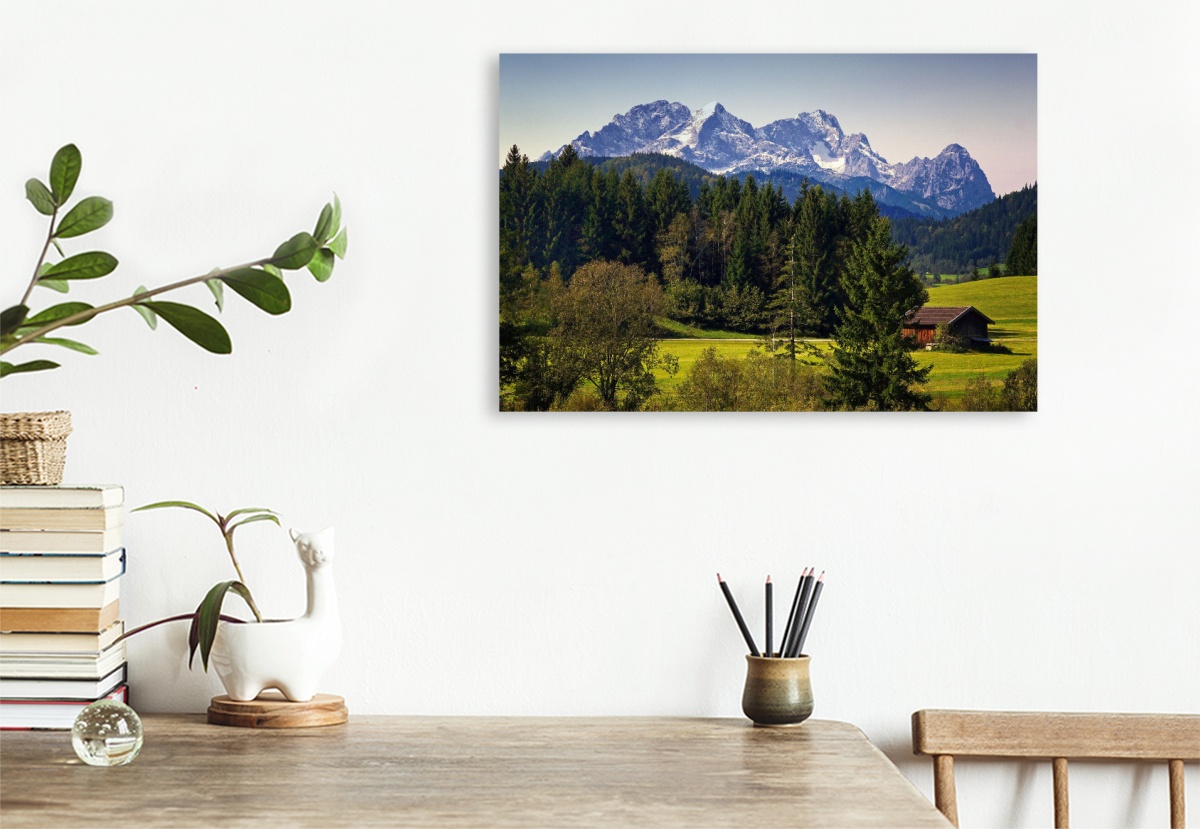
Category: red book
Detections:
[{"x1": 1, "y1": 684, "x2": 128, "y2": 730}]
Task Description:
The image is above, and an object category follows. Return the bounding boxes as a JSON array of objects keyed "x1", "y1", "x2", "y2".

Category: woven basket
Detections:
[{"x1": 0, "y1": 410, "x2": 73, "y2": 485}]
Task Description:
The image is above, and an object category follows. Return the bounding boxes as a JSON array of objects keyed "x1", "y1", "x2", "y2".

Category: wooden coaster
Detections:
[{"x1": 207, "y1": 691, "x2": 348, "y2": 728}]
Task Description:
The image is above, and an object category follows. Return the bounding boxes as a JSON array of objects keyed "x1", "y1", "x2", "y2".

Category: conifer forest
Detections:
[{"x1": 499, "y1": 145, "x2": 1037, "y2": 412}]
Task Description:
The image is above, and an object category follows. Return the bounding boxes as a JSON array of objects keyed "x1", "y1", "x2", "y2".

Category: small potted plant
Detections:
[
  {"x1": 118, "y1": 501, "x2": 341, "y2": 704},
  {"x1": 0, "y1": 143, "x2": 347, "y2": 483}
]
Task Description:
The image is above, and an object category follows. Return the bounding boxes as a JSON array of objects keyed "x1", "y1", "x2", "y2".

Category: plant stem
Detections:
[
  {"x1": 224, "y1": 533, "x2": 248, "y2": 592},
  {"x1": 221, "y1": 529, "x2": 264, "y2": 623},
  {"x1": 20, "y1": 207, "x2": 59, "y2": 307},
  {"x1": 1, "y1": 255, "x2": 274, "y2": 356},
  {"x1": 112, "y1": 612, "x2": 247, "y2": 646}
]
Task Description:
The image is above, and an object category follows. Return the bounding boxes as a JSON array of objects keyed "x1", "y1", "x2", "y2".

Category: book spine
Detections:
[{"x1": 0, "y1": 491, "x2": 126, "y2": 709}]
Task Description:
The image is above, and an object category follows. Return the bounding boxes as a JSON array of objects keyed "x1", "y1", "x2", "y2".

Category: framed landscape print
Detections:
[{"x1": 499, "y1": 54, "x2": 1037, "y2": 412}]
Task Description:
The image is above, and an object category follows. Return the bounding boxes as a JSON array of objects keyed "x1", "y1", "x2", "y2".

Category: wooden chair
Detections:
[{"x1": 912, "y1": 710, "x2": 1199, "y2": 828}]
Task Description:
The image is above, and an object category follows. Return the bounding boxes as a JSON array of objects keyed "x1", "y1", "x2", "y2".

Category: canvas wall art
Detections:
[{"x1": 499, "y1": 54, "x2": 1037, "y2": 412}]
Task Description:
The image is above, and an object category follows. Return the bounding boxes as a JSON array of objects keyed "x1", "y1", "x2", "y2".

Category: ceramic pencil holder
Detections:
[{"x1": 741, "y1": 654, "x2": 813, "y2": 727}]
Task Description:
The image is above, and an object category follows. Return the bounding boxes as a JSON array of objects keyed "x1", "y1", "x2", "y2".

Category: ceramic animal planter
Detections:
[{"x1": 210, "y1": 527, "x2": 341, "y2": 702}]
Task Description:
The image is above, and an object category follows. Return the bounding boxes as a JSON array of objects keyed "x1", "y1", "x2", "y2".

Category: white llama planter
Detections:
[{"x1": 210, "y1": 527, "x2": 341, "y2": 702}]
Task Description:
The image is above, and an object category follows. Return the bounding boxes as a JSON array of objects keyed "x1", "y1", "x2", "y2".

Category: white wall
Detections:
[{"x1": 2, "y1": 2, "x2": 1196, "y2": 827}]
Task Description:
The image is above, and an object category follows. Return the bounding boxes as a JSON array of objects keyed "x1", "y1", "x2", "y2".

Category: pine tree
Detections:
[
  {"x1": 764, "y1": 182, "x2": 834, "y2": 360},
  {"x1": 556, "y1": 143, "x2": 581, "y2": 168},
  {"x1": 646, "y1": 168, "x2": 691, "y2": 237},
  {"x1": 615, "y1": 170, "x2": 650, "y2": 268},
  {"x1": 763, "y1": 229, "x2": 821, "y2": 362},
  {"x1": 826, "y1": 215, "x2": 931, "y2": 411},
  {"x1": 1005, "y1": 213, "x2": 1037, "y2": 275},
  {"x1": 499, "y1": 145, "x2": 536, "y2": 268}
]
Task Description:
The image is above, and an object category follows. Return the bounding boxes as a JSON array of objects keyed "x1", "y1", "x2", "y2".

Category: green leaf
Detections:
[
  {"x1": 224, "y1": 507, "x2": 280, "y2": 521},
  {"x1": 330, "y1": 194, "x2": 342, "y2": 237},
  {"x1": 220, "y1": 267, "x2": 291, "y2": 315},
  {"x1": 41, "y1": 251, "x2": 118, "y2": 281},
  {"x1": 131, "y1": 287, "x2": 157, "y2": 329},
  {"x1": 228, "y1": 513, "x2": 282, "y2": 534},
  {"x1": 313, "y1": 203, "x2": 334, "y2": 245},
  {"x1": 307, "y1": 248, "x2": 335, "y2": 282},
  {"x1": 262, "y1": 263, "x2": 282, "y2": 280},
  {"x1": 132, "y1": 500, "x2": 220, "y2": 523},
  {"x1": 33, "y1": 336, "x2": 97, "y2": 355},
  {"x1": 55, "y1": 196, "x2": 113, "y2": 238},
  {"x1": 1, "y1": 359, "x2": 59, "y2": 377},
  {"x1": 328, "y1": 226, "x2": 348, "y2": 259},
  {"x1": 270, "y1": 232, "x2": 318, "y2": 270},
  {"x1": 37, "y1": 278, "x2": 70, "y2": 293},
  {"x1": 139, "y1": 301, "x2": 232, "y2": 353},
  {"x1": 25, "y1": 179, "x2": 55, "y2": 215},
  {"x1": 49, "y1": 144, "x2": 82, "y2": 204},
  {"x1": 1, "y1": 306, "x2": 29, "y2": 337},
  {"x1": 206, "y1": 278, "x2": 225, "y2": 312},
  {"x1": 194, "y1": 581, "x2": 260, "y2": 671},
  {"x1": 23, "y1": 302, "x2": 95, "y2": 327}
]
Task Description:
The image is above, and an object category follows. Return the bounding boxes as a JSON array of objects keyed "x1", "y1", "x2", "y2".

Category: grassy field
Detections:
[
  {"x1": 926, "y1": 275, "x2": 1038, "y2": 340},
  {"x1": 654, "y1": 318, "x2": 759, "y2": 340},
  {"x1": 654, "y1": 275, "x2": 1037, "y2": 404},
  {"x1": 916, "y1": 275, "x2": 1038, "y2": 401},
  {"x1": 654, "y1": 339, "x2": 814, "y2": 391}
]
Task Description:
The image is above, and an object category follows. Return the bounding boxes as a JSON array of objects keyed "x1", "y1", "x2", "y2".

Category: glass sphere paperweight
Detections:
[{"x1": 72, "y1": 699, "x2": 143, "y2": 766}]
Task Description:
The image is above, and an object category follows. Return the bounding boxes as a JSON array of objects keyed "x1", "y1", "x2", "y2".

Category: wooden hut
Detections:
[{"x1": 902, "y1": 306, "x2": 994, "y2": 347}]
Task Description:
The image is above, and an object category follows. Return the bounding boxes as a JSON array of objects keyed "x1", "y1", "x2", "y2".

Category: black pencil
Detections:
[
  {"x1": 784, "y1": 568, "x2": 815, "y2": 658},
  {"x1": 779, "y1": 567, "x2": 809, "y2": 656},
  {"x1": 717, "y1": 573, "x2": 759, "y2": 656},
  {"x1": 765, "y1": 576, "x2": 773, "y2": 658},
  {"x1": 793, "y1": 571, "x2": 824, "y2": 657}
]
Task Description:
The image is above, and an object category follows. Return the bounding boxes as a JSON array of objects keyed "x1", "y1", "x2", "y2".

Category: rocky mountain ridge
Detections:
[{"x1": 540, "y1": 100, "x2": 995, "y2": 216}]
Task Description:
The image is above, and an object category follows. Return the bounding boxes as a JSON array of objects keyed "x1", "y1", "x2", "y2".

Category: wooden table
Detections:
[{"x1": 0, "y1": 716, "x2": 951, "y2": 828}]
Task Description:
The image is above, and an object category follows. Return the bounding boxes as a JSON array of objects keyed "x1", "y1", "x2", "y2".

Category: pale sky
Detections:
[{"x1": 499, "y1": 54, "x2": 1037, "y2": 197}]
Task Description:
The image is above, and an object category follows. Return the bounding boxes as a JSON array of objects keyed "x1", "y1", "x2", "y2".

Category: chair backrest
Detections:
[{"x1": 911, "y1": 710, "x2": 1199, "y2": 828}]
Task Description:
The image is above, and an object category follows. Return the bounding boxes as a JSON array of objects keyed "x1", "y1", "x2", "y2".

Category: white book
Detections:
[
  {"x1": 0, "y1": 663, "x2": 126, "y2": 699},
  {"x1": 1, "y1": 684, "x2": 128, "y2": 730},
  {"x1": 0, "y1": 548, "x2": 125, "y2": 584},
  {"x1": 0, "y1": 576, "x2": 121, "y2": 609},
  {"x1": 0, "y1": 485, "x2": 124, "y2": 510},
  {"x1": 0, "y1": 641, "x2": 127, "y2": 679},
  {"x1": 0, "y1": 621, "x2": 124, "y2": 654},
  {"x1": 0, "y1": 527, "x2": 123, "y2": 554},
  {"x1": 0, "y1": 504, "x2": 125, "y2": 532}
]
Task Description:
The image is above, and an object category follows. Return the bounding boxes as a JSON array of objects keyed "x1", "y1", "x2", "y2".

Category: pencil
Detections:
[
  {"x1": 793, "y1": 571, "x2": 824, "y2": 657},
  {"x1": 765, "y1": 576, "x2": 773, "y2": 658},
  {"x1": 784, "y1": 568, "x2": 814, "y2": 658},
  {"x1": 780, "y1": 567, "x2": 809, "y2": 656},
  {"x1": 717, "y1": 573, "x2": 759, "y2": 656}
]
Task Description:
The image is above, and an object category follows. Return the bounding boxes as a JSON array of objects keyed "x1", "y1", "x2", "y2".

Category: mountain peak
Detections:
[
  {"x1": 801, "y1": 109, "x2": 842, "y2": 130},
  {"x1": 535, "y1": 101, "x2": 994, "y2": 215}
]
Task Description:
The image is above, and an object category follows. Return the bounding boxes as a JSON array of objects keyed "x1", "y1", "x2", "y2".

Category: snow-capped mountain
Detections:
[{"x1": 540, "y1": 101, "x2": 995, "y2": 215}]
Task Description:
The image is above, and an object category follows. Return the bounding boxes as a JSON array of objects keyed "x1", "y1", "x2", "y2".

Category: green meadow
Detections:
[
  {"x1": 926, "y1": 275, "x2": 1038, "y2": 340},
  {"x1": 655, "y1": 275, "x2": 1037, "y2": 405}
]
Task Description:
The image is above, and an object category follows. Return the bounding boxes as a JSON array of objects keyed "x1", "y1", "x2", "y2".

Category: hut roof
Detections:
[{"x1": 903, "y1": 305, "x2": 995, "y2": 327}]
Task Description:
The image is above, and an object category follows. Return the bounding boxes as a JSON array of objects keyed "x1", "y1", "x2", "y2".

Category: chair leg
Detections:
[
  {"x1": 1169, "y1": 759, "x2": 1185, "y2": 829},
  {"x1": 933, "y1": 754, "x2": 959, "y2": 827},
  {"x1": 1053, "y1": 757, "x2": 1069, "y2": 829}
]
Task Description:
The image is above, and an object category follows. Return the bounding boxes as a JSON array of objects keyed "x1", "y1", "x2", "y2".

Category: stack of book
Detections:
[{"x1": 0, "y1": 484, "x2": 129, "y2": 730}]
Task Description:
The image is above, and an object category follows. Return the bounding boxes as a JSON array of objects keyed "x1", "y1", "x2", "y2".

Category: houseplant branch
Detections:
[
  {"x1": 3, "y1": 256, "x2": 276, "y2": 353},
  {"x1": 2, "y1": 143, "x2": 347, "y2": 378},
  {"x1": 20, "y1": 205, "x2": 60, "y2": 307}
]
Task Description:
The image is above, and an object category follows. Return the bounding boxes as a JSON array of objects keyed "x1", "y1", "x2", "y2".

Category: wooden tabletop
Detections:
[{"x1": 0, "y1": 716, "x2": 951, "y2": 828}]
